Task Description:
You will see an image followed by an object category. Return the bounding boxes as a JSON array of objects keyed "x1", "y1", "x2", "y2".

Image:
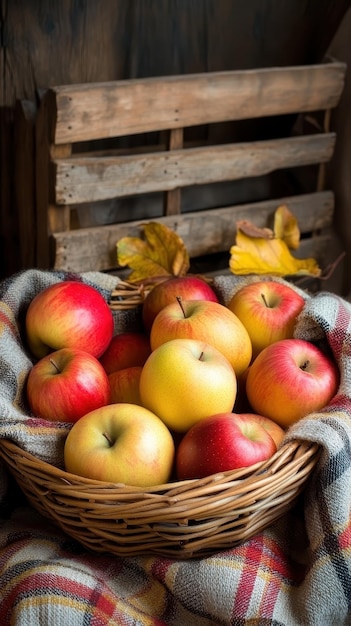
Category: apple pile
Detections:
[
  {"x1": 25, "y1": 281, "x2": 114, "y2": 422},
  {"x1": 24, "y1": 276, "x2": 340, "y2": 488}
]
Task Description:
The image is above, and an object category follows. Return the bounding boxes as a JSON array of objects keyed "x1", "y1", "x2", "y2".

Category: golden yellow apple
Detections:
[{"x1": 139, "y1": 338, "x2": 237, "y2": 432}]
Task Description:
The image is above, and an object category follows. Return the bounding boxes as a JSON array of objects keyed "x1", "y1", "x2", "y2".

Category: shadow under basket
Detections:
[{"x1": 0, "y1": 438, "x2": 320, "y2": 559}]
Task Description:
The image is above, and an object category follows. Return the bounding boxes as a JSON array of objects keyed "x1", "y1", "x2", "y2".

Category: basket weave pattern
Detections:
[{"x1": 0, "y1": 438, "x2": 320, "y2": 558}]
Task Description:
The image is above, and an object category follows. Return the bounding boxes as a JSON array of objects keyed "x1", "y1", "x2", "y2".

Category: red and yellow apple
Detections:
[
  {"x1": 246, "y1": 338, "x2": 339, "y2": 427},
  {"x1": 227, "y1": 280, "x2": 305, "y2": 358},
  {"x1": 249, "y1": 413, "x2": 286, "y2": 448},
  {"x1": 176, "y1": 412, "x2": 278, "y2": 480},
  {"x1": 150, "y1": 299, "x2": 252, "y2": 376},
  {"x1": 142, "y1": 275, "x2": 219, "y2": 333},
  {"x1": 139, "y1": 338, "x2": 237, "y2": 432},
  {"x1": 100, "y1": 331, "x2": 151, "y2": 374},
  {"x1": 25, "y1": 280, "x2": 114, "y2": 359},
  {"x1": 26, "y1": 347, "x2": 111, "y2": 422},
  {"x1": 108, "y1": 366, "x2": 142, "y2": 405},
  {"x1": 64, "y1": 402, "x2": 175, "y2": 487}
]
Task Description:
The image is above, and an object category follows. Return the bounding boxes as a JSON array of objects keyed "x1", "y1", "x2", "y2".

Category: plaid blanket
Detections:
[{"x1": 1, "y1": 269, "x2": 351, "y2": 625}]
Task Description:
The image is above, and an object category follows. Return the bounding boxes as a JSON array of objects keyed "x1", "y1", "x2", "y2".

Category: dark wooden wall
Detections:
[{"x1": 1, "y1": 0, "x2": 351, "y2": 282}]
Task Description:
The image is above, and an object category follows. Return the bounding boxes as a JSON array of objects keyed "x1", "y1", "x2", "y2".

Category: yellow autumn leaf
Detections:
[
  {"x1": 273, "y1": 205, "x2": 300, "y2": 250},
  {"x1": 229, "y1": 229, "x2": 321, "y2": 277},
  {"x1": 116, "y1": 222, "x2": 190, "y2": 283}
]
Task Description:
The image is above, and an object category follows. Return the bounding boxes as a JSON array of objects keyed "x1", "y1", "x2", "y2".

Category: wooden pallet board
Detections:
[
  {"x1": 23, "y1": 59, "x2": 346, "y2": 276},
  {"x1": 53, "y1": 191, "x2": 334, "y2": 272},
  {"x1": 48, "y1": 62, "x2": 346, "y2": 143},
  {"x1": 53, "y1": 135, "x2": 335, "y2": 206}
]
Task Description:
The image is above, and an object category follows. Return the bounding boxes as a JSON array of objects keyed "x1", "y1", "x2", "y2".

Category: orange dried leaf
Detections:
[
  {"x1": 229, "y1": 229, "x2": 321, "y2": 277},
  {"x1": 273, "y1": 205, "x2": 300, "y2": 250},
  {"x1": 116, "y1": 222, "x2": 190, "y2": 283}
]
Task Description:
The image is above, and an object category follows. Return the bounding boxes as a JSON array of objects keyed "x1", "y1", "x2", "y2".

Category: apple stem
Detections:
[
  {"x1": 49, "y1": 358, "x2": 61, "y2": 374},
  {"x1": 176, "y1": 296, "x2": 187, "y2": 319},
  {"x1": 102, "y1": 431, "x2": 114, "y2": 447},
  {"x1": 199, "y1": 351, "x2": 205, "y2": 361},
  {"x1": 300, "y1": 360, "x2": 310, "y2": 371},
  {"x1": 261, "y1": 293, "x2": 270, "y2": 308}
]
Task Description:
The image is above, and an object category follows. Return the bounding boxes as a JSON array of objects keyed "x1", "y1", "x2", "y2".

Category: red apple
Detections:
[
  {"x1": 108, "y1": 366, "x2": 142, "y2": 405},
  {"x1": 246, "y1": 338, "x2": 339, "y2": 428},
  {"x1": 27, "y1": 348, "x2": 111, "y2": 423},
  {"x1": 64, "y1": 402, "x2": 175, "y2": 487},
  {"x1": 25, "y1": 280, "x2": 114, "y2": 359},
  {"x1": 100, "y1": 331, "x2": 151, "y2": 374},
  {"x1": 139, "y1": 338, "x2": 237, "y2": 433},
  {"x1": 248, "y1": 413, "x2": 286, "y2": 447},
  {"x1": 142, "y1": 276, "x2": 219, "y2": 332},
  {"x1": 150, "y1": 298, "x2": 252, "y2": 376},
  {"x1": 227, "y1": 280, "x2": 305, "y2": 358},
  {"x1": 176, "y1": 412, "x2": 278, "y2": 480},
  {"x1": 234, "y1": 372, "x2": 288, "y2": 441}
]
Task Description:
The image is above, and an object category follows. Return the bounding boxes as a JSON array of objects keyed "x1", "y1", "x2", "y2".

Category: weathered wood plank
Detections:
[
  {"x1": 54, "y1": 134, "x2": 336, "y2": 205},
  {"x1": 52, "y1": 191, "x2": 334, "y2": 272},
  {"x1": 48, "y1": 61, "x2": 346, "y2": 144},
  {"x1": 48, "y1": 204, "x2": 71, "y2": 233}
]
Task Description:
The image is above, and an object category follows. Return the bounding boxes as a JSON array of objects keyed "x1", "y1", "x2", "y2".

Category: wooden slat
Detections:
[
  {"x1": 54, "y1": 133, "x2": 335, "y2": 205},
  {"x1": 49, "y1": 146, "x2": 73, "y2": 233},
  {"x1": 164, "y1": 127, "x2": 183, "y2": 216},
  {"x1": 48, "y1": 204, "x2": 71, "y2": 233},
  {"x1": 51, "y1": 144, "x2": 72, "y2": 158},
  {"x1": 52, "y1": 191, "x2": 334, "y2": 272},
  {"x1": 48, "y1": 61, "x2": 346, "y2": 144}
]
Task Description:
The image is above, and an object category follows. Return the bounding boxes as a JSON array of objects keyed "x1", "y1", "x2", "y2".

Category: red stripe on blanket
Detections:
[
  {"x1": 232, "y1": 533, "x2": 307, "y2": 619},
  {"x1": 1, "y1": 569, "x2": 117, "y2": 621},
  {"x1": 150, "y1": 557, "x2": 174, "y2": 580},
  {"x1": 232, "y1": 537, "x2": 264, "y2": 615},
  {"x1": 339, "y1": 523, "x2": 351, "y2": 550},
  {"x1": 325, "y1": 393, "x2": 351, "y2": 413},
  {"x1": 328, "y1": 299, "x2": 351, "y2": 360},
  {"x1": 0, "y1": 310, "x2": 18, "y2": 337}
]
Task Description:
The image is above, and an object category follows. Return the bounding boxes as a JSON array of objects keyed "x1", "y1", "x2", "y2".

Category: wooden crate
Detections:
[{"x1": 25, "y1": 58, "x2": 346, "y2": 278}]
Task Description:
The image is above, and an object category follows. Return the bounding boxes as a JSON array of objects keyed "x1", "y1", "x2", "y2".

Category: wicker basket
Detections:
[
  {"x1": 0, "y1": 437, "x2": 320, "y2": 558},
  {"x1": 109, "y1": 280, "x2": 147, "y2": 310},
  {"x1": 0, "y1": 274, "x2": 323, "y2": 558}
]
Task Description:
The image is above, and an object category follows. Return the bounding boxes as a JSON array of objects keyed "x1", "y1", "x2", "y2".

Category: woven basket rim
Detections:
[
  {"x1": 0, "y1": 437, "x2": 321, "y2": 557},
  {"x1": 0, "y1": 437, "x2": 320, "y2": 494}
]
